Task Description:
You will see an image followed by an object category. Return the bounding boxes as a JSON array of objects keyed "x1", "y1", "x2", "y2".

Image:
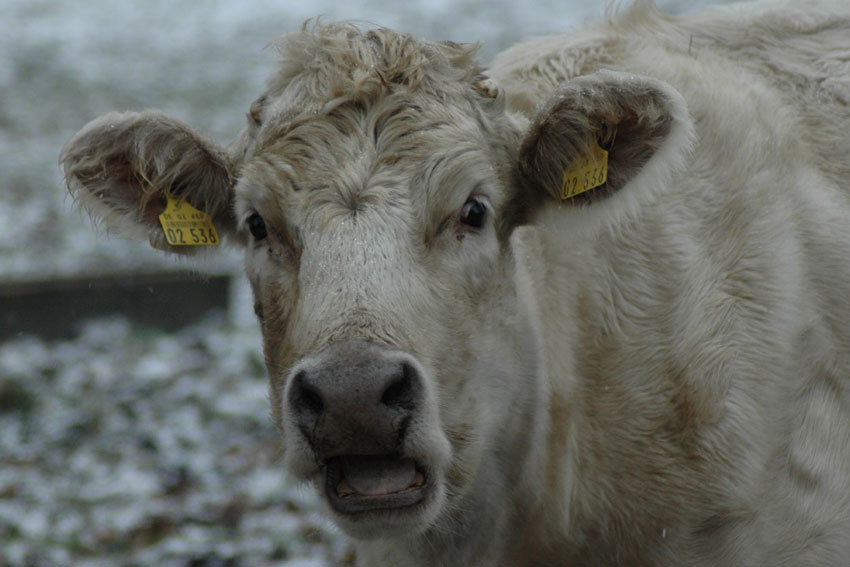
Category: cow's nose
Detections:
[{"x1": 286, "y1": 341, "x2": 424, "y2": 457}]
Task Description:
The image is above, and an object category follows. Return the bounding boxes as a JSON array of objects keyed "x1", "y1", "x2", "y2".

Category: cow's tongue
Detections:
[{"x1": 340, "y1": 455, "x2": 417, "y2": 496}]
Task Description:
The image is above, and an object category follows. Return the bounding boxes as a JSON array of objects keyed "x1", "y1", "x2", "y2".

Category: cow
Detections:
[{"x1": 60, "y1": 1, "x2": 850, "y2": 565}]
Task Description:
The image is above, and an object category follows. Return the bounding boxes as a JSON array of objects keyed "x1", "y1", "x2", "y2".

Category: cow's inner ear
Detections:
[
  {"x1": 517, "y1": 71, "x2": 690, "y2": 206},
  {"x1": 61, "y1": 110, "x2": 238, "y2": 253}
]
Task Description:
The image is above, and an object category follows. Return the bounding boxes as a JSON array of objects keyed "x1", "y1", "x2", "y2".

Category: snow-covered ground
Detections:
[
  {"x1": 0, "y1": 312, "x2": 356, "y2": 567},
  {"x1": 1, "y1": 1, "x2": 733, "y2": 565},
  {"x1": 3, "y1": 259, "x2": 333, "y2": 566}
]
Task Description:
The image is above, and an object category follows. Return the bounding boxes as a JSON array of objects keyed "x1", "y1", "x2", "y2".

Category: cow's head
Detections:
[{"x1": 61, "y1": 24, "x2": 691, "y2": 539}]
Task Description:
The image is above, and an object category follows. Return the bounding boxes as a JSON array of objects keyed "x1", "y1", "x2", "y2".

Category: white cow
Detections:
[{"x1": 62, "y1": 1, "x2": 850, "y2": 565}]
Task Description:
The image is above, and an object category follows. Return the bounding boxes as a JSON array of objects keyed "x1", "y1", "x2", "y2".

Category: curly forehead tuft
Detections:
[{"x1": 267, "y1": 22, "x2": 487, "y2": 103}]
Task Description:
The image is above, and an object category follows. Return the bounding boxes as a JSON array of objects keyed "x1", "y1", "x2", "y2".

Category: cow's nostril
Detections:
[
  {"x1": 301, "y1": 385, "x2": 324, "y2": 414},
  {"x1": 292, "y1": 370, "x2": 325, "y2": 415},
  {"x1": 381, "y1": 362, "x2": 418, "y2": 411}
]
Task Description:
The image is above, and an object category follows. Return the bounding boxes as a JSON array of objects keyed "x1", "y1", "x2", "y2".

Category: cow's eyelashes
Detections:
[
  {"x1": 460, "y1": 198, "x2": 487, "y2": 229},
  {"x1": 247, "y1": 213, "x2": 268, "y2": 240}
]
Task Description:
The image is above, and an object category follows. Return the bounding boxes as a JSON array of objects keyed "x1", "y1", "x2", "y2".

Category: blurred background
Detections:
[{"x1": 1, "y1": 0, "x2": 733, "y2": 565}]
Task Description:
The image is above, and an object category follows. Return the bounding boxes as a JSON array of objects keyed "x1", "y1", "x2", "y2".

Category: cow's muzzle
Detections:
[{"x1": 285, "y1": 340, "x2": 442, "y2": 519}]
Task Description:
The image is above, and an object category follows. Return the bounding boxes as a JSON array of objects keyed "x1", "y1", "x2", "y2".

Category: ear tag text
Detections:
[
  {"x1": 158, "y1": 195, "x2": 220, "y2": 246},
  {"x1": 560, "y1": 144, "x2": 609, "y2": 200}
]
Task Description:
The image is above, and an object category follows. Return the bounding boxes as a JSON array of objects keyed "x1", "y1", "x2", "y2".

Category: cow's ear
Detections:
[
  {"x1": 61, "y1": 111, "x2": 239, "y2": 253},
  {"x1": 516, "y1": 70, "x2": 694, "y2": 228}
]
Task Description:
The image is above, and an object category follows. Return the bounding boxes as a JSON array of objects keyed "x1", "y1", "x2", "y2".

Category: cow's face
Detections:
[
  {"x1": 61, "y1": 22, "x2": 690, "y2": 540},
  {"x1": 233, "y1": 69, "x2": 526, "y2": 535}
]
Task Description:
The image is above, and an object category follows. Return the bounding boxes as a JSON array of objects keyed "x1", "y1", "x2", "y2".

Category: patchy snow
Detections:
[{"x1": 0, "y1": 314, "x2": 350, "y2": 566}]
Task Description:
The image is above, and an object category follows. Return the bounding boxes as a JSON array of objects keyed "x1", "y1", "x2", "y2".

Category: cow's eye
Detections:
[
  {"x1": 247, "y1": 213, "x2": 268, "y2": 240},
  {"x1": 460, "y1": 198, "x2": 487, "y2": 228}
]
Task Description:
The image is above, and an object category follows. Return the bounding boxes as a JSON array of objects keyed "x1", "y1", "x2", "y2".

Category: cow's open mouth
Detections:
[{"x1": 326, "y1": 455, "x2": 428, "y2": 514}]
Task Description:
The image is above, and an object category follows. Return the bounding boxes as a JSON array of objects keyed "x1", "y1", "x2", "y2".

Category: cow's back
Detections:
[
  {"x1": 491, "y1": 1, "x2": 850, "y2": 564},
  {"x1": 492, "y1": 0, "x2": 850, "y2": 371}
]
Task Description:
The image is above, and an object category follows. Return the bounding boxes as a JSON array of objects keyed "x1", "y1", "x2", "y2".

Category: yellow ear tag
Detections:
[
  {"x1": 560, "y1": 143, "x2": 609, "y2": 200},
  {"x1": 158, "y1": 195, "x2": 220, "y2": 246}
]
